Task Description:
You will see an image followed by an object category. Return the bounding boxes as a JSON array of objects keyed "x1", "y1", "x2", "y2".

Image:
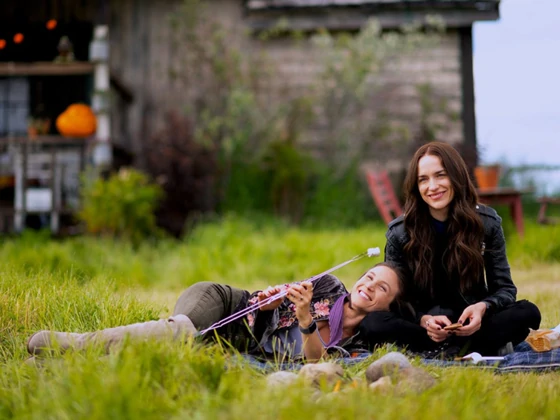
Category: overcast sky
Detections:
[{"x1": 473, "y1": 0, "x2": 560, "y2": 167}]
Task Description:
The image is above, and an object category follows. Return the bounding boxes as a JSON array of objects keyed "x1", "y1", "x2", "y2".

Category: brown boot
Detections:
[{"x1": 27, "y1": 314, "x2": 197, "y2": 356}]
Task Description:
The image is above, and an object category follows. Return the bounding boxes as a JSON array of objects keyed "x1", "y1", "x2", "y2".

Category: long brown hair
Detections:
[
  {"x1": 370, "y1": 261, "x2": 415, "y2": 319},
  {"x1": 402, "y1": 142, "x2": 484, "y2": 296}
]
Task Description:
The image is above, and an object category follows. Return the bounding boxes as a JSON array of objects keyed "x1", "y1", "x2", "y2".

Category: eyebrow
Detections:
[
  {"x1": 377, "y1": 280, "x2": 391, "y2": 292},
  {"x1": 418, "y1": 169, "x2": 446, "y2": 179}
]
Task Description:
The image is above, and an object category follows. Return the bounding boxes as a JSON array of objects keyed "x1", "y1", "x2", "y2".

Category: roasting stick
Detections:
[{"x1": 198, "y1": 247, "x2": 381, "y2": 336}]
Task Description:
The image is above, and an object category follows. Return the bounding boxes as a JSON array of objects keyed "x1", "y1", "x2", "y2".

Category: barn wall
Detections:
[{"x1": 109, "y1": 0, "x2": 464, "y2": 168}]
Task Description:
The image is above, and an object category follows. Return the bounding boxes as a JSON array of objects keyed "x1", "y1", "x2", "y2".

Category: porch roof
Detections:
[
  {"x1": 245, "y1": 0, "x2": 500, "y2": 29},
  {"x1": 246, "y1": 0, "x2": 499, "y2": 10}
]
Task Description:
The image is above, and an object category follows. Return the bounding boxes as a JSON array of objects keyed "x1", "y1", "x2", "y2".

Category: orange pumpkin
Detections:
[{"x1": 56, "y1": 104, "x2": 97, "y2": 138}]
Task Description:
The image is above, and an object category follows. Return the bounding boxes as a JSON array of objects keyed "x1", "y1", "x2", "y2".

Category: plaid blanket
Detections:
[
  {"x1": 493, "y1": 341, "x2": 560, "y2": 373},
  {"x1": 241, "y1": 341, "x2": 560, "y2": 373}
]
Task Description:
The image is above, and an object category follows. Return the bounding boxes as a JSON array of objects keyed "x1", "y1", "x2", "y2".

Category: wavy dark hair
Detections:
[
  {"x1": 363, "y1": 261, "x2": 414, "y2": 319},
  {"x1": 402, "y1": 142, "x2": 484, "y2": 296}
]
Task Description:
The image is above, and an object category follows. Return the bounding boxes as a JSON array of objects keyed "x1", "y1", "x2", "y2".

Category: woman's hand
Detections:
[
  {"x1": 421, "y1": 315, "x2": 452, "y2": 342},
  {"x1": 286, "y1": 282, "x2": 314, "y2": 326},
  {"x1": 455, "y1": 302, "x2": 486, "y2": 336},
  {"x1": 257, "y1": 286, "x2": 284, "y2": 311},
  {"x1": 287, "y1": 282, "x2": 324, "y2": 361}
]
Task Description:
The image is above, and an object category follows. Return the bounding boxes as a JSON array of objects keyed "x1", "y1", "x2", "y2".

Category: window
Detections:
[{"x1": 0, "y1": 77, "x2": 29, "y2": 136}]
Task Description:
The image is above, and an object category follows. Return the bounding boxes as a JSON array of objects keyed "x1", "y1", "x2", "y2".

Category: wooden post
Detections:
[
  {"x1": 90, "y1": 24, "x2": 112, "y2": 167},
  {"x1": 13, "y1": 138, "x2": 28, "y2": 232},
  {"x1": 50, "y1": 147, "x2": 60, "y2": 233}
]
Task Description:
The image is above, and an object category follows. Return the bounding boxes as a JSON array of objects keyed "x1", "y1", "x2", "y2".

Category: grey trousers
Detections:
[
  {"x1": 173, "y1": 282, "x2": 247, "y2": 330},
  {"x1": 173, "y1": 282, "x2": 253, "y2": 350}
]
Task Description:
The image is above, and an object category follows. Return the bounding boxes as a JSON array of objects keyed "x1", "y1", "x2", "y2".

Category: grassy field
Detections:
[{"x1": 1, "y1": 215, "x2": 559, "y2": 419}]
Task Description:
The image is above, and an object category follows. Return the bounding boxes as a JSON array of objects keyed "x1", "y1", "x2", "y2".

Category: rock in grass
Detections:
[
  {"x1": 266, "y1": 371, "x2": 299, "y2": 388},
  {"x1": 394, "y1": 367, "x2": 436, "y2": 395},
  {"x1": 299, "y1": 362, "x2": 344, "y2": 387},
  {"x1": 365, "y1": 352, "x2": 412, "y2": 383},
  {"x1": 368, "y1": 376, "x2": 393, "y2": 394}
]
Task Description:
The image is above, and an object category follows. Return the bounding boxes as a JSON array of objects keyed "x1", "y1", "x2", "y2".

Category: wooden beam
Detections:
[
  {"x1": 245, "y1": 0, "x2": 501, "y2": 10},
  {"x1": 0, "y1": 136, "x2": 91, "y2": 146},
  {"x1": 459, "y1": 26, "x2": 477, "y2": 166},
  {"x1": 110, "y1": 71, "x2": 134, "y2": 103},
  {"x1": 0, "y1": 62, "x2": 95, "y2": 76},
  {"x1": 245, "y1": 9, "x2": 499, "y2": 31}
]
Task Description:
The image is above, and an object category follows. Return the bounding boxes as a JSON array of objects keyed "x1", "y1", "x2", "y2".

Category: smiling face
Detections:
[
  {"x1": 350, "y1": 265, "x2": 401, "y2": 313},
  {"x1": 417, "y1": 154, "x2": 455, "y2": 221}
]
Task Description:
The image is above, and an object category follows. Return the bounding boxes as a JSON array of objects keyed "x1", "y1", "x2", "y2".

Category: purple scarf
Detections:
[{"x1": 326, "y1": 293, "x2": 349, "y2": 347}]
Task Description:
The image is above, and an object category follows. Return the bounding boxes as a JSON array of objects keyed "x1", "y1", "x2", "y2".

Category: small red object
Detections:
[
  {"x1": 13, "y1": 33, "x2": 24, "y2": 44},
  {"x1": 46, "y1": 19, "x2": 58, "y2": 30}
]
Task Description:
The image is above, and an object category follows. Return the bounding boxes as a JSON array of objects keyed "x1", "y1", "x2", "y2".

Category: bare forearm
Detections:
[
  {"x1": 287, "y1": 282, "x2": 327, "y2": 361},
  {"x1": 298, "y1": 315, "x2": 326, "y2": 362},
  {"x1": 302, "y1": 332, "x2": 326, "y2": 362}
]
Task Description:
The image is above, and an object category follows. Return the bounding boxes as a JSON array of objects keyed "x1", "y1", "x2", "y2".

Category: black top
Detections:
[
  {"x1": 429, "y1": 217, "x2": 471, "y2": 318},
  {"x1": 385, "y1": 204, "x2": 517, "y2": 322}
]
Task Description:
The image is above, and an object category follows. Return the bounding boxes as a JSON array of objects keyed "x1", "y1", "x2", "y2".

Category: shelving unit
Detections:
[
  {"x1": 0, "y1": 62, "x2": 95, "y2": 76},
  {"x1": 0, "y1": 136, "x2": 90, "y2": 233}
]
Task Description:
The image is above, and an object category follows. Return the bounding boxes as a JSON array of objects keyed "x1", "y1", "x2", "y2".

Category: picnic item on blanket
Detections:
[
  {"x1": 525, "y1": 327, "x2": 560, "y2": 352},
  {"x1": 455, "y1": 352, "x2": 505, "y2": 364},
  {"x1": 443, "y1": 322, "x2": 463, "y2": 331}
]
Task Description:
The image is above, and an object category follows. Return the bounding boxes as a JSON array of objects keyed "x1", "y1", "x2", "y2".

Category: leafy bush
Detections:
[
  {"x1": 145, "y1": 112, "x2": 217, "y2": 237},
  {"x1": 79, "y1": 169, "x2": 163, "y2": 243},
  {"x1": 154, "y1": 1, "x2": 446, "y2": 227},
  {"x1": 304, "y1": 163, "x2": 381, "y2": 227}
]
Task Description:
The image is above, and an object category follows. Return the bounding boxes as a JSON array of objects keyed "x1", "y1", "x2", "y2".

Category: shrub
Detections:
[
  {"x1": 144, "y1": 112, "x2": 217, "y2": 237},
  {"x1": 157, "y1": 1, "x2": 446, "y2": 227},
  {"x1": 79, "y1": 168, "x2": 163, "y2": 243}
]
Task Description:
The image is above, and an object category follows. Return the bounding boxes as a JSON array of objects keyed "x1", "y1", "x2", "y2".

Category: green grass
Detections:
[{"x1": 0, "y1": 215, "x2": 559, "y2": 419}]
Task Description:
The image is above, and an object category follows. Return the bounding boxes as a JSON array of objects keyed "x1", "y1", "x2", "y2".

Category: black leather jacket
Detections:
[{"x1": 385, "y1": 204, "x2": 517, "y2": 321}]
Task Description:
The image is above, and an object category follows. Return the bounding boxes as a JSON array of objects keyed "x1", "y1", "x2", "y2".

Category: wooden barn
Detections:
[
  {"x1": 0, "y1": 0, "x2": 500, "y2": 231},
  {"x1": 107, "y1": 0, "x2": 499, "y2": 163}
]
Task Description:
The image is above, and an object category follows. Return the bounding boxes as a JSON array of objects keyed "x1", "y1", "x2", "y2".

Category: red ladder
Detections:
[{"x1": 366, "y1": 169, "x2": 403, "y2": 225}]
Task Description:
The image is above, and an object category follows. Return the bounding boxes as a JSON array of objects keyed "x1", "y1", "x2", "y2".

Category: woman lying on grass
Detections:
[{"x1": 27, "y1": 262, "x2": 408, "y2": 362}]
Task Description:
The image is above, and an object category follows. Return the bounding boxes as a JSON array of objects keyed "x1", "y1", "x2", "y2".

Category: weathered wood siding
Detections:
[
  {"x1": 109, "y1": 0, "x2": 464, "y2": 167},
  {"x1": 109, "y1": 0, "x2": 244, "y2": 165},
  {"x1": 1, "y1": 0, "x2": 466, "y2": 168},
  {"x1": 257, "y1": 31, "x2": 463, "y2": 162}
]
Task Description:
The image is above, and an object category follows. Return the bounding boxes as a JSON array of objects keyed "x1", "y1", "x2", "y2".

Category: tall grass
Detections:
[{"x1": 0, "y1": 215, "x2": 559, "y2": 419}]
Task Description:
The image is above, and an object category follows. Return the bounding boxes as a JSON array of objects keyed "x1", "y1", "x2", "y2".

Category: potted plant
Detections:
[
  {"x1": 27, "y1": 117, "x2": 51, "y2": 139},
  {"x1": 457, "y1": 141, "x2": 501, "y2": 190},
  {"x1": 474, "y1": 164, "x2": 501, "y2": 190}
]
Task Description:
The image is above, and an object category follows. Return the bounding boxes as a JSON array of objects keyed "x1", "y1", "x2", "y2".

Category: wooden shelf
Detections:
[
  {"x1": 0, "y1": 62, "x2": 95, "y2": 76},
  {"x1": 0, "y1": 135, "x2": 92, "y2": 146}
]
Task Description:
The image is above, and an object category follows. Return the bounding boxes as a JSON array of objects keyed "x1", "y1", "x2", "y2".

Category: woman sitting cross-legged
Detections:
[
  {"x1": 28, "y1": 262, "x2": 408, "y2": 362},
  {"x1": 359, "y1": 141, "x2": 541, "y2": 358}
]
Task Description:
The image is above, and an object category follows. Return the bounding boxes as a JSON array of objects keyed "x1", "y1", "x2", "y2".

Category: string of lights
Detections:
[{"x1": 0, "y1": 19, "x2": 58, "y2": 50}]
